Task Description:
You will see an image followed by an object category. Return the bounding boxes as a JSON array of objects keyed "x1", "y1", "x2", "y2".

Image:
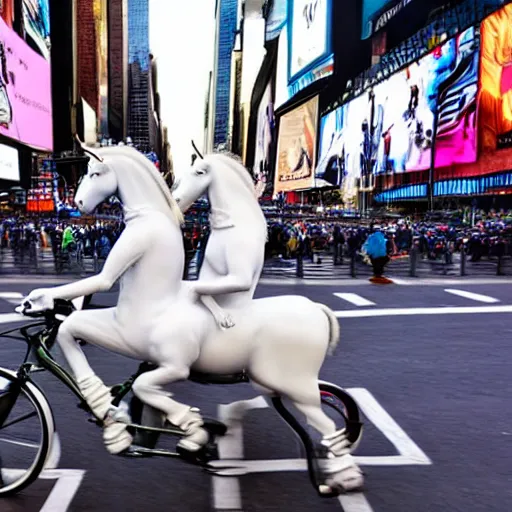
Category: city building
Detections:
[
  {"x1": 206, "y1": 0, "x2": 241, "y2": 152},
  {"x1": 76, "y1": 0, "x2": 109, "y2": 139},
  {"x1": 108, "y1": 0, "x2": 129, "y2": 143},
  {"x1": 127, "y1": 0, "x2": 151, "y2": 151}
]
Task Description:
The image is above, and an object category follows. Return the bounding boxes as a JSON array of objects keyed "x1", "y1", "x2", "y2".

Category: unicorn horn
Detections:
[
  {"x1": 191, "y1": 140, "x2": 204, "y2": 159},
  {"x1": 76, "y1": 134, "x2": 104, "y2": 162}
]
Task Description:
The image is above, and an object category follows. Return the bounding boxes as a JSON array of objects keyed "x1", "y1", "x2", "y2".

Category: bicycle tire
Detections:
[
  {"x1": 319, "y1": 381, "x2": 363, "y2": 451},
  {"x1": 0, "y1": 368, "x2": 54, "y2": 497}
]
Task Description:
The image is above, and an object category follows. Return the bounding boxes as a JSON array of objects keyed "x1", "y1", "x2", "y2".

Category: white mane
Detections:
[
  {"x1": 204, "y1": 152, "x2": 267, "y2": 238},
  {"x1": 93, "y1": 145, "x2": 184, "y2": 226}
]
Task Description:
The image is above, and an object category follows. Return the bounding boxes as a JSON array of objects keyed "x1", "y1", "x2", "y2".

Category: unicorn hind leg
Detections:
[
  {"x1": 131, "y1": 365, "x2": 208, "y2": 452},
  {"x1": 247, "y1": 305, "x2": 363, "y2": 493}
]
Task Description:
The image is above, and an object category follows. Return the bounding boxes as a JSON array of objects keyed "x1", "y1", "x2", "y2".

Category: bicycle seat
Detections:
[{"x1": 188, "y1": 370, "x2": 249, "y2": 385}]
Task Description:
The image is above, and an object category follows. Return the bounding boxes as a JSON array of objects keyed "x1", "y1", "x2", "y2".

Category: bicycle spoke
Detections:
[{"x1": 0, "y1": 411, "x2": 38, "y2": 430}]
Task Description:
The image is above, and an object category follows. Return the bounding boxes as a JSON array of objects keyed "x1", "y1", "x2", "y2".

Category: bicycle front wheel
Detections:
[{"x1": 0, "y1": 368, "x2": 54, "y2": 496}]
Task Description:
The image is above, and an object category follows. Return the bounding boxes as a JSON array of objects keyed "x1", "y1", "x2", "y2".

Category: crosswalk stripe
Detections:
[
  {"x1": 333, "y1": 293, "x2": 376, "y2": 307},
  {"x1": 444, "y1": 289, "x2": 500, "y2": 304}
]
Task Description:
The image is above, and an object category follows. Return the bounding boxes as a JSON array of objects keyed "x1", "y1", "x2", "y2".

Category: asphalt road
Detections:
[{"x1": 0, "y1": 277, "x2": 511, "y2": 511}]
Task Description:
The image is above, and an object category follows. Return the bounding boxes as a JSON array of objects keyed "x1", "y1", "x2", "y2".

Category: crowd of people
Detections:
[{"x1": 1, "y1": 208, "x2": 512, "y2": 276}]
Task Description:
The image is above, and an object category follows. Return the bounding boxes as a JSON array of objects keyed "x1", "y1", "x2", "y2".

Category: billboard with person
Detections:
[
  {"x1": 317, "y1": 26, "x2": 479, "y2": 197},
  {"x1": 275, "y1": 0, "x2": 333, "y2": 108},
  {"x1": 275, "y1": 95, "x2": 318, "y2": 193},
  {"x1": 254, "y1": 82, "x2": 275, "y2": 198},
  {"x1": 0, "y1": 15, "x2": 52, "y2": 151}
]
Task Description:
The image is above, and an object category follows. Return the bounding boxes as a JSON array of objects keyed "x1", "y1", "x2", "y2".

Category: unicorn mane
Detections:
[
  {"x1": 204, "y1": 152, "x2": 267, "y2": 239},
  {"x1": 92, "y1": 145, "x2": 184, "y2": 226}
]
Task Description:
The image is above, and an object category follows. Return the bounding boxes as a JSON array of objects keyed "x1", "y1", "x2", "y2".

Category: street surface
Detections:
[{"x1": 0, "y1": 277, "x2": 511, "y2": 511}]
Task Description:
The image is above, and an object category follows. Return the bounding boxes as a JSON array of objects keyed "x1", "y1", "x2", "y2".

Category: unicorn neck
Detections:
[
  {"x1": 207, "y1": 182, "x2": 247, "y2": 230},
  {"x1": 118, "y1": 174, "x2": 169, "y2": 221}
]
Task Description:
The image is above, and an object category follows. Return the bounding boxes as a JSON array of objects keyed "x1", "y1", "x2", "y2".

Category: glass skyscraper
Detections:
[
  {"x1": 213, "y1": 0, "x2": 239, "y2": 148},
  {"x1": 127, "y1": 0, "x2": 150, "y2": 149}
]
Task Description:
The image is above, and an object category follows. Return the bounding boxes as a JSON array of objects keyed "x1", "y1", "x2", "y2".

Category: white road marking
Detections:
[
  {"x1": 338, "y1": 493, "x2": 374, "y2": 512},
  {"x1": 212, "y1": 396, "x2": 267, "y2": 511},
  {"x1": 348, "y1": 388, "x2": 431, "y2": 465},
  {"x1": 334, "y1": 304, "x2": 512, "y2": 318},
  {"x1": 212, "y1": 389, "x2": 430, "y2": 511},
  {"x1": 444, "y1": 289, "x2": 500, "y2": 303},
  {"x1": 44, "y1": 433, "x2": 62, "y2": 470},
  {"x1": 334, "y1": 293, "x2": 375, "y2": 307},
  {"x1": 39, "y1": 469, "x2": 86, "y2": 512},
  {"x1": 0, "y1": 313, "x2": 27, "y2": 324},
  {"x1": 0, "y1": 292, "x2": 24, "y2": 299}
]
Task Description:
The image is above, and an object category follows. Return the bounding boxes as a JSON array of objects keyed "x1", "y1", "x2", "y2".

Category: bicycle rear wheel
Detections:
[
  {"x1": 0, "y1": 368, "x2": 54, "y2": 496},
  {"x1": 319, "y1": 381, "x2": 363, "y2": 451}
]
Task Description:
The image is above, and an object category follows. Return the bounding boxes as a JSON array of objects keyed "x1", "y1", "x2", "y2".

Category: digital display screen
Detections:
[{"x1": 275, "y1": 95, "x2": 318, "y2": 193}]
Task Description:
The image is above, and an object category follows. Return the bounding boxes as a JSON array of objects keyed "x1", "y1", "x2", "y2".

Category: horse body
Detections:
[{"x1": 23, "y1": 145, "x2": 363, "y2": 492}]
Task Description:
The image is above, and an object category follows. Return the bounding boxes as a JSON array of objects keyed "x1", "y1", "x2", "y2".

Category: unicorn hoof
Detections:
[
  {"x1": 103, "y1": 422, "x2": 133, "y2": 455},
  {"x1": 318, "y1": 484, "x2": 333, "y2": 495},
  {"x1": 220, "y1": 315, "x2": 235, "y2": 329},
  {"x1": 326, "y1": 469, "x2": 364, "y2": 492}
]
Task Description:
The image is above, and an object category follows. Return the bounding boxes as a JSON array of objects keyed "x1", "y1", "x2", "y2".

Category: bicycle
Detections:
[{"x1": 0, "y1": 299, "x2": 364, "y2": 497}]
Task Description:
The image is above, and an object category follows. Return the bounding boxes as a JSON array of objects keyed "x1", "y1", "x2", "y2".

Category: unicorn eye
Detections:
[
  {"x1": 90, "y1": 172, "x2": 100, "y2": 179},
  {"x1": 195, "y1": 168, "x2": 207, "y2": 176}
]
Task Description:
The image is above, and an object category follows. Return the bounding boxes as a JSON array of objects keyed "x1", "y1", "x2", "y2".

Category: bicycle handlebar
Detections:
[{"x1": 16, "y1": 299, "x2": 77, "y2": 321}]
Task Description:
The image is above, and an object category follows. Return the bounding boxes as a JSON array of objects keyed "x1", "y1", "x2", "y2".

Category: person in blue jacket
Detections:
[{"x1": 363, "y1": 226, "x2": 391, "y2": 282}]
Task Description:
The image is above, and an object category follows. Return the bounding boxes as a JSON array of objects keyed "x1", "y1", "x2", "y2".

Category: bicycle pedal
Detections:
[{"x1": 177, "y1": 441, "x2": 218, "y2": 465}]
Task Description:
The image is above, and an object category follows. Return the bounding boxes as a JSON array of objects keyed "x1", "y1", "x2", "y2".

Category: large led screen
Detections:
[
  {"x1": 0, "y1": 15, "x2": 52, "y2": 151},
  {"x1": 275, "y1": 95, "x2": 318, "y2": 193},
  {"x1": 254, "y1": 82, "x2": 275, "y2": 197},
  {"x1": 22, "y1": 0, "x2": 50, "y2": 60},
  {"x1": 289, "y1": 0, "x2": 330, "y2": 79},
  {"x1": 432, "y1": 27, "x2": 479, "y2": 168},
  {"x1": 362, "y1": 0, "x2": 415, "y2": 40},
  {"x1": 317, "y1": 27, "x2": 479, "y2": 198},
  {"x1": 275, "y1": 0, "x2": 333, "y2": 109},
  {"x1": 479, "y1": 5, "x2": 512, "y2": 160},
  {"x1": 0, "y1": 143, "x2": 19, "y2": 181}
]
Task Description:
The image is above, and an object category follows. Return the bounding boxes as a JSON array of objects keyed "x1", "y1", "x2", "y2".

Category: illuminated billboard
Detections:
[
  {"x1": 275, "y1": 95, "x2": 318, "y2": 193},
  {"x1": 0, "y1": 143, "x2": 19, "y2": 181},
  {"x1": 0, "y1": 15, "x2": 53, "y2": 151},
  {"x1": 479, "y1": 5, "x2": 512, "y2": 165},
  {"x1": 254, "y1": 82, "x2": 275, "y2": 197},
  {"x1": 362, "y1": 0, "x2": 415, "y2": 40},
  {"x1": 275, "y1": 0, "x2": 333, "y2": 109},
  {"x1": 22, "y1": 0, "x2": 51, "y2": 60},
  {"x1": 317, "y1": 27, "x2": 479, "y2": 201},
  {"x1": 432, "y1": 27, "x2": 479, "y2": 168}
]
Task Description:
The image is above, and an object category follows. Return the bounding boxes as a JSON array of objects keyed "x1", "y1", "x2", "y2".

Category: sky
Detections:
[{"x1": 149, "y1": 0, "x2": 216, "y2": 173}]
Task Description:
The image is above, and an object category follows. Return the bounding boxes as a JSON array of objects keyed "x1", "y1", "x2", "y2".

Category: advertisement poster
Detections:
[
  {"x1": 432, "y1": 27, "x2": 479, "y2": 168},
  {"x1": 290, "y1": 0, "x2": 329, "y2": 78},
  {"x1": 254, "y1": 82, "x2": 275, "y2": 198},
  {"x1": 0, "y1": 143, "x2": 19, "y2": 181},
  {"x1": 22, "y1": 0, "x2": 50, "y2": 60},
  {"x1": 0, "y1": 16, "x2": 52, "y2": 151},
  {"x1": 275, "y1": 95, "x2": 318, "y2": 193},
  {"x1": 362, "y1": 0, "x2": 414, "y2": 40},
  {"x1": 479, "y1": 5, "x2": 512, "y2": 155}
]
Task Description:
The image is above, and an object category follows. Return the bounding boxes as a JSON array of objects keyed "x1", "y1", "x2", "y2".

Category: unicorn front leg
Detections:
[
  {"x1": 199, "y1": 295, "x2": 235, "y2": 329},
  {"x1": 24, "y1": 226, "x2": 147, "y2": 308}
]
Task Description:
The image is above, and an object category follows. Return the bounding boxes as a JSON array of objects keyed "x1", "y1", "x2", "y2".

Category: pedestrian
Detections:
[{"x1": 363, "y1": 226, "x2": 392, "y2": 284}]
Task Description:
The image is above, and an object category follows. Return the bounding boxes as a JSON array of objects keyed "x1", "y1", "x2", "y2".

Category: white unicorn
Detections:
[
  {"x1": 172, "y1": 144, "x2": 267, "y2": 328},
  {"x1": 23, "y1": 144, "x2": 363, "y2": 492}
]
